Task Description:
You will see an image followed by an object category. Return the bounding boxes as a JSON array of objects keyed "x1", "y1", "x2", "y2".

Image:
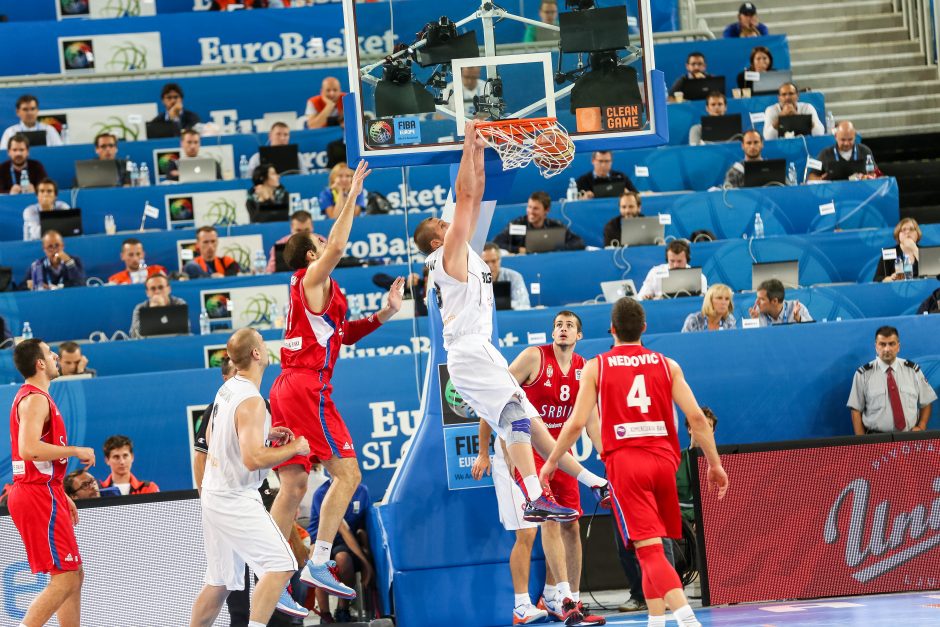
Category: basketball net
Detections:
[{"x1": 475, "y1": 117, "x2": 575, "y2": 178}]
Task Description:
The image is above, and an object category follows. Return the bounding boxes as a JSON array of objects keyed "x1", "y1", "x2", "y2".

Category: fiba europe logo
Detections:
[
  {"x1": 61, "y1": 0, "x2": 90, "y2": 14},
  {"x1": 169, "y1": 197, "x2": 194, "y2": 221},
  {"x1": 206, "y1": 198, "x2": 238, "y2": 225},
  {"x1": 221, "y1": 243, "x2": 251, "y2": 271},
  {"x1": 241, "y1": 294, "x2": 278, "y2": 327},
  {"x1": 368, "y1": 120, "x2": 393, "y2": 145},
  {"x1": 92, "y1": 116, "x2": 141, "y2": 141},
  {"x1": 106, "y1": 41, "x2": 149, "y2": 71},
  {"x1": 63, "y1": 41, "x2": 95, "y2": 70},
  {"x1": 100, "y1": 0, "x2": 143, "y2": 17},
  {"x1": 444, "y1": 379, "x2": 476, "y2": 419},
  {"x1": 204, "y1": 294, "x2": 230, "y2": 319}
]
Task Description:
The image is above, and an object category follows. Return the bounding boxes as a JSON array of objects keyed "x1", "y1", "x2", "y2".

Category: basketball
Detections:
[{"x1": 534, "y1": 130, "x2": 575, "y2": 169}]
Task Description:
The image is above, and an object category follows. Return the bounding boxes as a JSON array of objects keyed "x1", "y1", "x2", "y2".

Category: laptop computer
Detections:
[
  {"x1": 752, "y1": 260, "x2": 800, "y2": 290},
  {"x1": 680, "y1": 76, "x2": 726, "y2": 101},
  {"x1": 259, "y1": 144, "x2": 301, "y2": 174},
  {"x1": 251, "y1": 203, "x2": 289, "y2": 223},
  {"x1": 701, "y1": 113, "x2": 743, "y2": 142},
  {"x1": 75, "y1": 159, "x2": 121, "y2": 188},
  {"x1": 777, "y1": 114, "x2": 814, "y2": 137},
  {"x1": 743, "y1": 159, "x2": 787, "y2": 187},
  {"x1": 138, "y1": 304, "x2": 190, "y2": 337},
  {"x1": 22, "y1": 130, "x2": 47, "y2": 147},
  {"x1": 917, "y1": 246, "x2": 940, "y2": 277},
  {"x1": 40, "y1": 209, "x2": 82, "y2": 237},
  {"x1": 493, "y1": 281, "x2": 512, "y2": 310},
  {"x1": 273, "y1": 243, "x2": 290, "y2": 272},
  {"x1": 825, "y1": 159, "x2": 866, "y2": 181},
  {"x1": 600, "y1": 279, "x2": 637, "y2": 302},
  {"x1": 749, "y1": 69, "x2": 794, "y2": 95},
  {"x1": 178, "y1": 157, "x2": 219, "y2": 183},
  {"x1": 524, "y1": 227, "x2": 567, "y2": 253},
  {"x1": 146, "y1": 120, "x2": 179, "y2": 139},
  {"x1": 592, "y1": 180, "x2": 626, "y2": 198},
  {"x1": 620, "y1": 217, "x2": 665, "y2": 247},
  {"x1": 661, "y1": 267, "x2": 703, "y2": 298}
]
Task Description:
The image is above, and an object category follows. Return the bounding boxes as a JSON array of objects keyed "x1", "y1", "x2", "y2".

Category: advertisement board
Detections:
[{"x1": 58, "y1": 32, "x2": 163, "y2": 75}]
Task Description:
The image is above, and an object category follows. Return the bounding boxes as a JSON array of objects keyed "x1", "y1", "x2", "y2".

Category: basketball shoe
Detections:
[
  {"x1": 573, "y1": 601, "x2": 606, "y2": 625},
  {"x1": 275, "y1": 589, "x2": 309, "y2": 618},
  {"x1": 591, "y1": 483, "x2": 611, "y2": 509},
  {"x1": 513, "y1": 603, "x2": 549, "y2": 624},
  {"x1": 537, "y1": 595, "x2": 583, "y2": 625},
  {"x1": 523, "y1": 493, "x2": 579, "y2": 522},
  {"x1": 300, "y1": 559, "x2": 357, "y2": 599}
]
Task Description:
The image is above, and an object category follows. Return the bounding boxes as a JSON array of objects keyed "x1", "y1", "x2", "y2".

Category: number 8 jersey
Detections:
[{"x1": 596, "y1": 343, "x2": 680, "y2": 464}]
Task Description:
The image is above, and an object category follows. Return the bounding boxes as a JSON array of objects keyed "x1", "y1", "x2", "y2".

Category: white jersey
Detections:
[
  {"x1": 201, "y1": 375, "x2": 269, "y2": 493},
  {"x1": 427, "y1": 244, "x2": 494, "y2": 349}
]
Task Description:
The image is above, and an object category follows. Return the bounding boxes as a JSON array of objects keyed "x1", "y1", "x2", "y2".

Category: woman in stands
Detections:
[
  {"x1": 736, "y1": 46, "x2": 774, "y2": 91},
  {"x1": 320, "y1": 162, "x2": 367, "y2": 219},
  {"x1": 246, "y1": 163, "x2": 289, "y2": 222},
  {"x1": 681, "y1": 284, "x2": 737, "y2": 332},
  {"x1": 874, "y1": 217, "x2": 922, "y2": 282},
  {"x1": 22, "y1": 178, "x2": 70, "y2": 241},
  {"x1": 602, "y1": 190, "x2": 645, "y2": 247}
]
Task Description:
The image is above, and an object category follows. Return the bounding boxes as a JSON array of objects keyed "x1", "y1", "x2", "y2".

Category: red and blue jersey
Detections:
[
  {"x1": 9, "y1": 384, "x2": 68, "y2": 487},
  {"x1": 522, "y1": 345, "x2": 585, "y2": 439}
]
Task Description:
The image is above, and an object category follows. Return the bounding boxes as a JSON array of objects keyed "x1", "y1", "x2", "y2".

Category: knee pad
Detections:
[
  {"x1": 636, "y1": 543, "x2": 682, "y2": 600},
  {"x1": 499, "y1": 399, "x2": 533, "y2": 445},
  {"x1": 507, "y1": 418, "x2": 531, "y2": 445}
]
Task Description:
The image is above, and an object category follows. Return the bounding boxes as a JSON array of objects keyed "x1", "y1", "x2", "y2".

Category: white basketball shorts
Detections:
[{"x1": 492, "y1": 443, "x2": 538, "y2": 531}]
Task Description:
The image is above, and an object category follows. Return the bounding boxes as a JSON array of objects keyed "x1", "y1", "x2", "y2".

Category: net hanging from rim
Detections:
[{"x1": 475, "y1": 117, "x2": 575, "y2": 178}]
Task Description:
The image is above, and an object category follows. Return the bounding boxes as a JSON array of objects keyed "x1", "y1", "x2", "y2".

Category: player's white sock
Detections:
[
  {"x1": 311, "y1": 540, "x2": 332, "y2": 566},
  {"x1": 647, "y1": 616, "x2": 666, "y2": 627},
  {"x1": 576, "y1": 469, "x2": 606, "y2": 488},
  {"x1": 673, "y1": 604, "x2": 701, "y2": 626},
  {"x1": 514, "y1": 593, "x2": 531, "y2": 608},
  {"x1": 522, "y1": 474, "x2": 543, "y2": 501},
  {"x1": 543, "y1": 584, "x2": 557, "y2": 603},
  {"x1": 556, "y1": 581, "x2": 572, "y2": 601},
  {"x1": 571, "y1": 590, "x2": 580, "y2": 602}
]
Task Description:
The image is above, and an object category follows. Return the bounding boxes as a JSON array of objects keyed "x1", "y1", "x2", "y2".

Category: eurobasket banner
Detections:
[
  {"x1": 200, "y1": 284, "x2": 289, "y2": 331},
  {"x1": 439, "y1": 364, "x2": 494, "y2": 491},
  {"x1": 56, "y1": 0, "x2": 158, "y2": 20},
  {"x1": 58, "y1": 33, "x2": 164, "y2": 75},
  {"x1": 176, "y1": 233, "x2": 264, "y2": 272},
  {"x1": 165, "y1": 189, "x2": 250, "y2": 230},
  {"x1": 42, "y1": 103, "x2": 158, "y2": 145}
]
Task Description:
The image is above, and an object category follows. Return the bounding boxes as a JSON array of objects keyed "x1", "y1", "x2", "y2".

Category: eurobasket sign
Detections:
[{"x1": 58, "y1": 32, "x2": 163, "y2": 75}]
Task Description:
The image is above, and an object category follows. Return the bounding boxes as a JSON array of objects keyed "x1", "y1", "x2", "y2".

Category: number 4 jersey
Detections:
[{"x1": 596, "y1": 343, "x2": 680, "y2": 464}]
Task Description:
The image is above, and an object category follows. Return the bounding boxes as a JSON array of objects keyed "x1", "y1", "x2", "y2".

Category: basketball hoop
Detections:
[{"x1": 476, "y1": 117, "x2": 575, "y2": 178}]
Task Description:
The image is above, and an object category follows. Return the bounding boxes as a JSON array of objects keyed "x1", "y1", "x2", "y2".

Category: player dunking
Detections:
[
  {"x1": 191, "y1": 328, "x2": 312, "y2": 626},
  {"x1": 268, "y1": 160, "x2": 405, "y2": 598},
  {"x1": 542, "y1": 298, "x2": 728, "y2": 627},
  {"x1": 7, "y1": 339, "x2": 96, "y2": 627},
  {"x1": 413, "y1": 121, "x2": 608, "y2": 525}
]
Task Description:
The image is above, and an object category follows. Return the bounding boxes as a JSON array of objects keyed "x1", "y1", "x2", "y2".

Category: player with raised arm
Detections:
[
  {"x1": 191, "y1": 328, "x2": 312, "y2": 626},
  {"x1": 268, "y1": 160, "x2": 405, "y2": 599},
  {"x1": 413, "y1": 121, "x2": 609, "y2": 526},
  {"x1": 541, "y1": 298, "x2": 729, "y2": 627},
  {"x1": 7, "y1": 339, "x2": 96, "y2": 627}
]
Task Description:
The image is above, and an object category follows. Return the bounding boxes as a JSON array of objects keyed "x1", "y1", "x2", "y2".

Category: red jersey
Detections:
[
  {"x1": 596, "y1": 344, "x2": 680, "y2": 464},
  {"x1": 523, "y1": 345, "x2": 585, "y2": 438},
  {"x1": 9, "y1": 384, "x2": 68, "y2": 487}
]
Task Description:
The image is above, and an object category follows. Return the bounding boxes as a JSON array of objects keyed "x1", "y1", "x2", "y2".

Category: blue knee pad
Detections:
[{"x1": 507, "y1": 417, "x2": 531, "y2": 445}]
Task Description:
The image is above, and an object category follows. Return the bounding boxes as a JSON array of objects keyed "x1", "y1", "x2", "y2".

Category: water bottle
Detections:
[
  {"x1": 903, "y1": 254, "x2": 914, "y2": 280},
  {"x1": 128, "y1": 161, "x2": 139, "y2": 187},
  {"x1": 308, "y1": 196, "x2": 323, "y2": 221},
  {"x1": 826, "y1": 111, "x2": 835, "y2": 135},
  {"x1": 786, "y1": 162, "x2": 798, "y2": 186},
  {"x1": 138, "y1": 162, "x2": 151, "y2": 187},
  {"x1": 104, "y1": 214, "x2": 116, "y2": 235},
  {"x1": 566, "y1": 178, "x2": 579, "y2": 202},
  {"x1": 753, "y1": 213, "x2": 765, "y2": 239},
  {"x1": 199, "y1": 311, "x2": 211, "y2": 335},
  {"x1": 239, "y1": 155, "x2": 250, "y2": 179},
  {"x1": 290, "y1": 194, "x2": 302, "y2": 216},
  {"x1": 135, "y1": 259, "x2": 148, "y2": 284},
  {"x1": 252, "y1": 249, "x2": 267, "y2": 275},
  {"x1": 60, "y1": 124, "x2": 70, "y2": 145},
  {"x1": 19, "y1": 168, "x2": 30, "y2": 192},
  {"x1": 21, "y1": 322, "x2": 33, "y2": 340},
  {"x1": 865, "y1": 154, "x2": 875, "y2": 175}
]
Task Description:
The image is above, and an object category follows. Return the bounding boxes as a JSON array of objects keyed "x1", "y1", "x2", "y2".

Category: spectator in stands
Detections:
[
  {"x1": 637, "y1": 239, "x2": 708, "y2": 300},
  {"x1": 247, "y1": 121, "x2": 308, "y2": 174},
  {"x1": 688, "y1": 91, "x2": 729, "y2": 146},
  {"x1": 65, "y1": 470, "x2": 101, "y2": 500},
  {"x1": 602, "y1": 191, "x2": 644, "y2": 246},
  {"x1": 669, "y1": 52, "x2": 711, "y2": 100},
  {"x1": 0, "y1": 133, "x2": 47, "y2": 195},
  {"x1": 130, "y1": 273, "x2": 190, "y2": 338},
  {"x1": 25, "y1": 230, "x2": 85, "y2": 290},
  {"x1": 100, "y1": 434, "x2": 160, "y2": 495},
  {"x1": 723, "y1": 130, "x2": 764, "y2": 188},
  {"x1": 22, "y1": 178, "x2": 70, "y2": 241},
  {"x1": 183, "y1": 226, "x2": 241, "y2": 279},
  {"x1": 748, "y1": 278, "x2": 813, "y2": 325},
  {"x1": 266, "y1": 210, "x2": 320, "y2": 273},
  {"x1": 443, "y1": 67, "x2": 486, "y2": 119},
  {"x1": 736, "y1": 45, "x2": 774, "y2": 91},
  {"x1": 320, "y1": 162, "x2": 367, "y2": 219},
  {"x1": 166, "y1": 128, "x2": 221, "y2": 182},
  {"x1": 575, "y1": 150, "x2": 638, "y2": 198},
  {"x1": 873, "y1": 217, "x2": 923, "y2": 282},
  {"x1": 308, "y1": 477, "x2": 374, "y2": 624},
  {"x1": 246, "y1": 164, "x2": 289, "y2": 222},
  {"x1": 723, "y1": 2, "x2": 768, "y2": 38},
  {"x1": 89, "y1": 132, "x2": 131, "y2": 187},
  {"x1": 151, "y1": 82, "x2": 200, "y2": 131},
  {"x1": 306, "y1": 76, "x2": 345, "y2": 129},
  {"x1": 762, "y1": 82, "x2": 824, "y2": 140},
  {"x1": 492, "y1": 191, "x2": 585, "y2": 254},
  {"x1": 847, "y1": 325, "x2": 936, "y2": 435},
  {"x1": 0, "y1": 94, "x2": 63, "y2": 149},
  {"x1": 917, "y1": 287, "x2": 940, "y2": 315},
  {"x1": 523, "y1": 0, "x2": 559, "y2": 42},
  {"x1": 108, "y1": 238, "x2": 168, "y2": 285},
  {"x1": 681, "y1": 284, "x2": 736, "y2": 332},
  {"x1": 807, "y1": 121, "x2": 878, "y2": 181},
  {"x1": 58, "y1": 341, "x2": 96, "y2": 377},
  {"x1": 481, "y1": 242, "x2": 531, "y2": 310}
]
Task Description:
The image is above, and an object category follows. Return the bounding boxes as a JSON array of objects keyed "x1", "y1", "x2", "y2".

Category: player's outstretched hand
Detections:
[
  {"x1": 707, "y1": 464, "x2": 729, "y2": 499},
  {"x1": 294, "y1": 436, "x2": 311, "y2": 457},
  {"x1": 538, "y1": 458, "x2": 557, "y2": 486},
  {"x1": 74, "y1": 446, "x2": 95, "y2": 469},
  {"x1": 68, "y1": 497, "x2": 79, "y2": 525},
  {"x1": 386, "y1": 276, "x2": 405, "y2": 314},
  {"x1": 349, "y1": 160, "x2": 371, "y2": 199},
  {"x1": 471, "y1": 453, "x2": 491, "y2": 480}
]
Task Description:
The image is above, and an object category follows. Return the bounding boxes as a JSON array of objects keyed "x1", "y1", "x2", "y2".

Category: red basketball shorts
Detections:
[
  {"x1": 7, "y1": 483, "x2": 82, "y2": 574},
  {"x1": 270, "y1": 369, "x2": 356, "y2": 473},
  {"x1": 606, "y1": 447, "x2": 682, "y2": 544}
]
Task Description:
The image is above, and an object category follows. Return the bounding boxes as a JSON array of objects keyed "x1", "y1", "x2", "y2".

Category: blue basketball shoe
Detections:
[
  {"x1": 275, "y1": 588, "x2": 309, "y2": 618},
  {"x1": 523, "y1": 492, "x2": 579, "y2": 522},
  {"x1": 299, "y1": 559, "x2": 357, "y2": 599}
]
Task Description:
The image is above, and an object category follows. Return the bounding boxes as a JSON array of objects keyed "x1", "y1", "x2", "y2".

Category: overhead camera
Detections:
[
  {"x1": 375, "y1": 43, "x2": 436, "y2": 118},
  {"x1": 418, "y1": 16, "x2": 458, "y2": 46},
  {"x1": 472, "y1": 77, "x2": 505, "y2": 120}
]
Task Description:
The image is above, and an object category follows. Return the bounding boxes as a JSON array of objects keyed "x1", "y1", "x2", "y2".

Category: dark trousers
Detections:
[{"x1": 613, "y1": 525, "x2": 676, "y2": 601}]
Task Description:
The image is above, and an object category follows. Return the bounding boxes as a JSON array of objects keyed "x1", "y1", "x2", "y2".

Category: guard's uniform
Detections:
[
  {"x1": 270, "y1": 271, "x2": 383, "y2": 471},
  {"x1": 7, "y1": 384, "x2": 82, "y2": 574},
  {"x1": 596, "y1": 345, "x2": 682, "y2": 543},
  {"x1": 201, "y1": 375, "x2": 297, "y2": 590},
  {"x1": 847, "y1": 357, "x2": 937, "y2": 433}
]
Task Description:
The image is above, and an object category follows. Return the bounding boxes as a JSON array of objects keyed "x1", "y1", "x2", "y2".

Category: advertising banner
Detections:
[
  {"x1": 165, "y1": 189, "x2": 250, "y2": 229},
  {"x1": 438, "y1": 363, "x2": 494, "y2": 490},
  {"x1": 176, "y1": 233, "x2": 264, "y2": 272},
  {"x1": 42, "y1": 103, "x2": 158, "y2": 144},
  {"x1": 56, "y1": 0, "x2": 158, "y2": 20},
  {"x1": 199, "y1": 284, "x2": 289, "y2": 331},
  {"x1": 58, "y1": 32, "x2": 163, "y2": 75}
]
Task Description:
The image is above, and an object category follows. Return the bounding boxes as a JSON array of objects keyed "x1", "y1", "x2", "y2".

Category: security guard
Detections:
[{"x1": 847, "y1": 325, "x2": 937, "y2": 434}]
